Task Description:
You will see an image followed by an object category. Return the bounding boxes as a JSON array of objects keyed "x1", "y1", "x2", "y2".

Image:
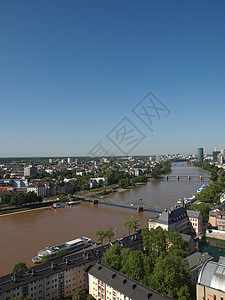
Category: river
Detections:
[{"x1": 0, "y1": 162, "x2": 210, "y2": 276}]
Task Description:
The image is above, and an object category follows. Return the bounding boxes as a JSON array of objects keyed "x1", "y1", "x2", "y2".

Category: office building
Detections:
[
  {"x1": 197, "y1": 148, "x2": 204, "y2": 163},
  {"x1": 213, "y1": 150, "x2": 220, "y2": 163},
  {"x1": 24, "y1": 165, "x2": 37, "y2": 178}
]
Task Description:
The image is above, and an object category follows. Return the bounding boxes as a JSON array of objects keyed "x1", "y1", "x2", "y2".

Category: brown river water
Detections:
[{"x1": 0, "y1": 162, "x2": 210, "y2": 276}]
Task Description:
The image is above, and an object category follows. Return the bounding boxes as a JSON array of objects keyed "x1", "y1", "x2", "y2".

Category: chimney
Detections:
[
  {"x1": 132, "y1": 284, "x2": 137, "y2": 289},
  {"x1": 123, "y1": 279, "x2": 127, "y2": 284},
  {"x1": 112, "y1": 273, "x2": 116, "y2": 279}
]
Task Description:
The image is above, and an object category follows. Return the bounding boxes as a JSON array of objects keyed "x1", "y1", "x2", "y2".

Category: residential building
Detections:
[
  {"x1": 129, "y1": 168, "x2": 143, "y2": 177},
  {"x1": 24, "y1": 165, "x2": 37, "y2": 178},
  {"x1": 0, "y1": 250, "x2": 96, "y2": 300},
  {"x1": 209, "y1": 210, "x2": 225, "y2": 231},
  {"x1": 0, "y1": 234, "x2": 143, "y2": 300},
  {"x1": 187, "y1": 210, "x2": 203, "y2": 234},
  {"x1": 90, "y1": 177, "x2": 108, "y2": 188},
  {"x1": 88, "y1": 263, "x2": 172, "y2": 300},
  {"x1": 220, "y1": 192, "x2": 225, "y2": 203},
  {"x1": 187, "y1": 252, "x2": 213, "y2": 284},
  {"x1": 197, "y1": 148, "x2": 204, "y2": 163},
  {"x1": 196, "y1": 258, "x2": 225, "y2": 300},
  {"x1": 27, "y1": 183, "x2": 46, "y2": 197},
  {"x1": 148, "y1": 207, "x2": 189, "y2": 233}
]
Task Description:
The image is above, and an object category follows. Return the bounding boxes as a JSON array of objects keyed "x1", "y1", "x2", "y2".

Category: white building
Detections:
[
  {"x1": 24, "y1": 165, "x2": 37, "y2": 177},
  {"x1": 27, "y1": 183, "x2": 46, "y2": 197},
  {"x1": 187, "y1": 210, "x2": 203, "y2": 234},
  {"x1": 88, "y1": 263, "x2": 172, "y2": 300},
  {"x1": 90, "y1": 177, "x2": 108, "y2": 188}
]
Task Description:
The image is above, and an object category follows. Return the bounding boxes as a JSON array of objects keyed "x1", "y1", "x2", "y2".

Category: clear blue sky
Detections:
[{"x1": 1, "y1": 0, "x2": 224, "y2": 157}]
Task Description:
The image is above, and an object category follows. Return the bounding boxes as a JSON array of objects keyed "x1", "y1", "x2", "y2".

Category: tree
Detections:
[
  {"x1": 56, "y1": 249, "x2": 68, "y2": 258},
  {"x1": 12, "y1": 262, "x2": 27, "y2": 273},
  {"x1": 41, "y1": 255, "x2": 51, "y2": 263},
  {"x1": 102, "y1": 243, "x2": 123, "y2": 271},
  {"x1": 72, "y1": 289, "x2": 88, "y2": 300},
  {"x1": 13, "y1": 295, "x2": 31, "y2": 300},
  {"x1": 149, "y1": 254, "x2": 191, "y2": 299},
  {"x1": 123, "y1": 219, "x2": 139, "y2": 235},
  {"x1": 105, "y1": 227, "x2": 115, "y2": 243},
  {"x1": 189, "y1": 202, "x2": 210, "y2": 218},
  {"x1": 120, "y1": 250, "x2": 145, "y2": 282},
  {"x1": 96, "y1": 230, "x2": 106, "y2": 245},
  {"x1": 87, "y1": 295, "x2": 95, "y2": 300}
]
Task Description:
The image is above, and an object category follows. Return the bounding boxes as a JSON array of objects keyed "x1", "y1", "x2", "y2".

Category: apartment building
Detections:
[
  {"x1": 27, "y1": 183, "x2": 46, "y2": 198},
  {"x1": 209, "y1": 210, "x2": 225, "y2": 231},
  {"x1": 0, "y1": 234, "x2": 142, "y2": 300},
  {"x1": 88, "y1": 263, "x2": 172, "y2": 300},
  {"x1": 187, "y1": 210, "x2": 203, "y2": 234}
]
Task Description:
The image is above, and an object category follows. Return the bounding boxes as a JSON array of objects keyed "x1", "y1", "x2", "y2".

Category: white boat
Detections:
[
  {"x1": 32, "y1": 237, "x2": 91, "y2": 263},
  {"x1": 197, "y1": 184, "x2": 208, "y2": 194}
]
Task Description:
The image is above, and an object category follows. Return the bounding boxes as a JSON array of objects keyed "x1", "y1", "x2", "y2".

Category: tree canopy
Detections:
[
  {"x1": 123, "y1": 219, "x2": 139, "y2": 235},
  {"x1": 12, "y1": 262, "x2": 27, "y2": 273},
  {"x1": 102, "y1": 227, "x2": 191, "y2": 299}
]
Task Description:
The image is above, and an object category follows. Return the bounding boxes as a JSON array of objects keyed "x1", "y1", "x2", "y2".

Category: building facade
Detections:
[
  {"x1": 209, "y1": 210, "x2": 225, "y2": 231},
  {"x1": 197, "y1": 258, "x2": 225, "y2": 300},
  {"x1": 27, "y1": 183, "x2": 46, "y2": 197},
  {"x1": 0, "y1": 234, "x2": 143, "y2": 300},
  {"x1": 88, "y1": 264, "x2": 172, "y2": 300},
  {"x1": 187, "y1": 252, "x2": 213, "y2": 284},
  {"x1": 24, "y1": 165, "x2": 37, "y2": 178},
  {"x1": 148, "y1": 207, "x2": 189, "y2": 233},
  {"x1": 197, "y1": 148, "x2": 204, "y2": 163},
  {"x1": 187, "y1": 210, "x2": 203, "y2": 234}
]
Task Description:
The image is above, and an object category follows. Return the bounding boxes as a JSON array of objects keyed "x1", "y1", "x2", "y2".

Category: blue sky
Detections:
[{"x1": 0, "y1": 0, "x2": 224, "y2": 157}]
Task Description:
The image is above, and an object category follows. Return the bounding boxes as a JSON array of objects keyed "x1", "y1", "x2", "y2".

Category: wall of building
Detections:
[{"x1": 197, "y1": 284, "x2": 225, "y2": 300}]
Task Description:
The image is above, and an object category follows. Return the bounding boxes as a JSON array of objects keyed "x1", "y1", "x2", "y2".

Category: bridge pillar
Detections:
[
  {"x1": 92, "y1": 200, "x2": 98, "y2": 205},
  {"x1": 166, "y1": 176, "x2": 168, "y2": 181},
  {"x1": 177, "y1": 176, "x2": 179, "y2": 181},
  {"x1": 137, "y1": 207, "x2": 143, "y2": 213},
  {"x1": 200, "y1": 176, "x2": 202, "y2": 182},
  {"x1": 188, "y1": 176, "x2": 190, "y2": 181}
]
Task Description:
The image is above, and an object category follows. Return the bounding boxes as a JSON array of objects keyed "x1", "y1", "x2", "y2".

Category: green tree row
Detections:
[{"x1": 1, "y1": 192, "x2": 42, "y2": 207}]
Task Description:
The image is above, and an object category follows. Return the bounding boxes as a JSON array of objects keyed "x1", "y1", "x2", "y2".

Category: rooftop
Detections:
[
  {"x1": 187, "y1": 252, "x2": 213, "y2": 270},
  {"x1": 198, "y1": 258, "x2": 225, "y2": 292},
  {"x1": 0, "y1": 233, "x2": 142, "y2": 294},
  {"x1": 89, "y1": 263, "x2": 172, "y2": 300}
]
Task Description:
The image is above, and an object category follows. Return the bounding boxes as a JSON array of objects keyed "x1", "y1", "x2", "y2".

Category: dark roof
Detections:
[
  {"x1": 156, "y1": 207, "x2": 188, "y2": 225},
  {"x1": 187, "y1": 210, "x2": 201, "y2": 218},
  {"x1": 0, "y1": 233, "x2": 142, "y2": 294},
  {"x1": 187, "y1": 252, "x2": 213, "y2": 270},
  {"x1": 89, "y1": 263, "x2": 172, "y2": 300}
]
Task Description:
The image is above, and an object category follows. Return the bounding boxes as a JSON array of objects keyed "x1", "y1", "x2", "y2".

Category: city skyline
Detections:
[{"x1": 1, "y1": 0, "x2": 225, "y2": 157}]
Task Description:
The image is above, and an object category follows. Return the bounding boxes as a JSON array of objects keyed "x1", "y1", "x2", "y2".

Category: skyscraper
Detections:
[{"x1": 197, "y1": 148, "x2": 204, "y2": 163}]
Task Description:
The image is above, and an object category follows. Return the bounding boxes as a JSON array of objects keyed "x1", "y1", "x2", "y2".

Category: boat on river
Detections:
[
  {"x1": 32, "y1": 236, "x2": 91, "y2": 263},
  {"x1": 197, "y1": 184, "x2": 208, "y2": 194}
]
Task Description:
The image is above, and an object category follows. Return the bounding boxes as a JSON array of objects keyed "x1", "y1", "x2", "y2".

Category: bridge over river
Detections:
[
  {"x1": 160, "y1": 175, "x2": 211, "y2": 181},
  {"x1": 75, "y1": 195, "x2": 163, "y2": 214}
]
